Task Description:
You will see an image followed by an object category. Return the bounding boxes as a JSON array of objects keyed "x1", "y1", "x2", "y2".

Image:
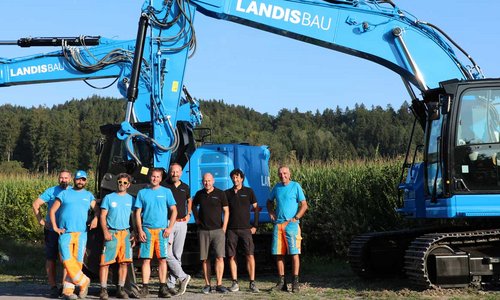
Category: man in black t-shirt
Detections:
[
  {"x1": 192, "y1": 173, "x2": 230, "y2": 294},
  {"x1": 164, "y1": 163, "x2": 192, "y2": 296},
  {"x1": 225, "y1": 169, "x2": 260, "y2": 293}
]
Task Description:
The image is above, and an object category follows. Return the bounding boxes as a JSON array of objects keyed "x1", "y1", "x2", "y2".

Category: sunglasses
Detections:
[{"x1": 118, "y1": 181, "x2": 129, "y2": 185}]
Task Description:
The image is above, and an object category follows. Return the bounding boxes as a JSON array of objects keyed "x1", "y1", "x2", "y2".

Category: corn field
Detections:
[
  {"x1": 0, "y1": 173, "x2": 96, "y2": 242},
  {"x1": 0, "y1": 160, "x2": 407, "y2": 257}
]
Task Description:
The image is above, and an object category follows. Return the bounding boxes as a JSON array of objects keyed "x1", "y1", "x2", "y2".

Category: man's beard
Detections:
[{"x1": 59, "y1": 182, "x2": 69, "y2": 189}]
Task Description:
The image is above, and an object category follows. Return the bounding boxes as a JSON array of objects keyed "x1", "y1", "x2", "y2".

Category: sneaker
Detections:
[
  {"x1": 249, "y1": 281, "x2": 260, "y2": 293},
  {"x1": 202, "y1": 285, "x2": 211, "y2": 294},
  {"x1": 140, "y1": 285, "x2": 149, "y2": 298},
  {"x1": 168, "y1": 287, "x2": 178, "y2": 296},
  {"x1": 178, "y1": 275, "x2": 191, "y2": 295},
  {"x1": 291, "y1": 276, "x2": 300, "y2": 293},
  {"x1": 158, "y1": 285, "x2": 171, "y2": 298},
  {"x1": 116, "y1": 286, "x2": 129, "y2": 299},
  {"x1": 78, "y1": 276, "x2": 90, "y2": 299},
  {"x1": 99, "y1": 288, "x2": 109, "y2": 300},
  {"x1": 228, "y1": 280, "x2": 239, "y2": 292},
  {"x1": 127, "y1": 285, "x2": 141, "y2": 299},
  {"x1": 271, "y1": 276, "x2": 287, "y2": 292},
  {"x1": 63, "y1": 294, "x2": 78, "y2": 300},
  {"x1": 215, "y1": 285, "x2": 229, "y2": 294},
  {"x1": 50, "y1": 286, "x2": 59, "y2": 298}
]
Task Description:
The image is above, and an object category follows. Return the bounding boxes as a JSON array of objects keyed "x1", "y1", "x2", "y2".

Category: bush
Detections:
[{"x1": 0, "y1": 161, "x2": 28, "y2": 175}]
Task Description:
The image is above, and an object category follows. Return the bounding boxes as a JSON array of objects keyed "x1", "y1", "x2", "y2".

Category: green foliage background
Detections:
[
  {"x1": 0, "y1": 97, "x2": 422, "y2": 172},
  {"x1": 0, "y1": 162, "x2": 405, "y2": 258}
]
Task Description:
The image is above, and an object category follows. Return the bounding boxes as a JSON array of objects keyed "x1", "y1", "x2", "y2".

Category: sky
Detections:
[{"x1": 0, "y1": 0, "x2": 498, "y2": 116}]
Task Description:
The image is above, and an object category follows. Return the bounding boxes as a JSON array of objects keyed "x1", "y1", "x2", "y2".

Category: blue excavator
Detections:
[{"x1": 1, "y1": 0, "x2": 500, "y2": 290}]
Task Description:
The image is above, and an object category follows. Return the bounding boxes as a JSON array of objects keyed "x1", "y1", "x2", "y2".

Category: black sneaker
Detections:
[
  {"x1": 158, "y1": 285, "x2": 171, "y2": 298},
  {"x1": 99, "y1": 288, "x2": 109, "y2": 300},
  {"x1": 116, "y1": 286, "x2": 129, "y2": 299},
  {"x1": 49, "y1": 286, "x2": 59, "y2": 298},
  {"x1": 140, "y1": 285, "x2": 149, "y2": 298},
  {"x1": 215, "y1": 285, "x2": 229, "y2": 294},
  {"x1": 126, "y1": 285, "x2": 141, "y2": 299},
  {"x1": 249, "y1": 281, "x2": 260, "y2": 293},
  {"x1": 167, "y1": 287, "x2": 178, "y2": 296},
  {"x1": 201, "y1": 285, "x2": 211, "y2": 294},
  {"x1": 271, "y1": 276, "x2": 287, "y2": 292},
  {"x1": 291, "y1": 276, "x2": 300, "y2": 293}
]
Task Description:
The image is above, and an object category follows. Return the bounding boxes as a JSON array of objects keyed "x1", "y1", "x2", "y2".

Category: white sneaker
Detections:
[{"x1": 179, "y1": 275, "x2": 191, "y2": 295}]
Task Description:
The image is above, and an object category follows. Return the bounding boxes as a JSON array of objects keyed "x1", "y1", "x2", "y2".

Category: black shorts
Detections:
[
  {"x1": 226, "y1": 228, "x2": 254, "y2": 257},
  {"x1": 44, "y1": 228, "x2": 59, "y2": 260}
]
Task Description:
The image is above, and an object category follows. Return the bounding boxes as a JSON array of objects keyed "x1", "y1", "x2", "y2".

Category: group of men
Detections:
[{"x1": 33, "y1": 164, "x2": 308, "y2": 299}]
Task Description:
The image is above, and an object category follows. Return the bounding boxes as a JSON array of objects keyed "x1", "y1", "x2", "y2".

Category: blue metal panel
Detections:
[{"x1": 181, "y1": 143, "x2": 271, "y2": 224}]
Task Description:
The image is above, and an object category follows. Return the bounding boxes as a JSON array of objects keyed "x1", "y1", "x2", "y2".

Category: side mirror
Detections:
[
  {"x1": 440, "y1": 94, "x2": 452, "y2": 115},
  {"x1": 428, "y1": 102, "x2": 440, "y2": 121}
]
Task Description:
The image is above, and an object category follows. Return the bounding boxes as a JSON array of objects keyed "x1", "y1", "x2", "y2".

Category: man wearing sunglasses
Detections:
[
  {"x1": 50, "y1": 170, "x2": 99, "y2": 300},
  {"x1": 135, "y1": 168, "x2": 178, "y2": 298},
  {"x1": 98, "y1": 173, "x2": 135, "y2": 300}
]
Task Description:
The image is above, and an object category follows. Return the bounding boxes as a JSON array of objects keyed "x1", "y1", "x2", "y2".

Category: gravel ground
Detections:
[{"x1": 2, "y1": 271, "x2": 500, "y2": 300}]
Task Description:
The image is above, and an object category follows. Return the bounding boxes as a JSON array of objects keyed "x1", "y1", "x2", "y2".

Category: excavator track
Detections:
[
  {"x1": 349, "y1": 229, "x2": 429, "y2": 278},
  {"x1": 404, "y1": 229, "x2": 500, "y2": 289}
]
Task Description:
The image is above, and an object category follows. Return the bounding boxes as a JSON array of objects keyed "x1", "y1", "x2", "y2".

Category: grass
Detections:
[
  {"x1": 0, "y1": 238, "x2": 46, "y2": 282},
  {"x1": 1, "y1": 240, "x2": 500, "y2": 299}
]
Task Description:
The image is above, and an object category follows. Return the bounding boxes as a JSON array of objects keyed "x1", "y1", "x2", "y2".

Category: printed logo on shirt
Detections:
[
  {"x1": 125, "y1": 203, "x2": 132, "y2": 207},
  {"x1": 157, "y1": 195, "x2": 166, "y2": 198},
  {"x1": 210, "y1": 196, "x2": 219, "y2": 200},
  {"x1": 111, "y1": 202, "x2": 118, "y2": 208},
  {"x1": 83, "y1": 198, "x2": 90, "y2": 202},
  {"x1": 240, "y1": 194, "x2": 248, "y2": 197}
]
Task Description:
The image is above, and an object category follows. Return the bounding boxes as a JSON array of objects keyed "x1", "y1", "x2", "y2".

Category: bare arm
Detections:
[
  {"x1": 32, "y1": 198, "x2": 47, "y2": 228},
  {"x1": 100, "y1": 209, "x2": 112, "y2": 241},
  {"x1": 267, "y1": 200, "x2": 276, "y2": 222},
  {"x1": 89, "y1": 200, "x2": 99, "y2": 230},
  {"x1": 192, "y1": 203, "x2": 199, "y2": 225},
  {"x1": 49, "y1": 199, "x2": 64, "y2": 234},
  {"x1": 251, "y1": 203, "x2": 259, "y2": 234},
  {"x1": 186, "y1": 198, "x2": 193, "y2": 222},
  {"x1": 135, "y1": 208, "x2": 146, "y2": 242},
  {"x1": 292, "y1": 200, "x2": 308, "y2": 222},
  {"x1": 163, "y1": 205, "x2": 177, "y2": 238},
  {"x1": 222, "y1": 206, "x2": 229, "y2": 233}
]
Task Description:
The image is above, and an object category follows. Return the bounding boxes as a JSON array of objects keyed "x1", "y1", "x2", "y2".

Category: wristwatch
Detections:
[{"x1": 294, "y1": 216, "x2": 300, "y2": 221}]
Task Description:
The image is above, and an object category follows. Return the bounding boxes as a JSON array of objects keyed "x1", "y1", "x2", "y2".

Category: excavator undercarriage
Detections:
[{"x1": 349, "y1": 226, "x2": 500, "y2": 289}]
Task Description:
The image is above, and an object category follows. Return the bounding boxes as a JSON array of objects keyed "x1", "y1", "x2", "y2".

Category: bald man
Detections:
[{"x1": 192, "y1": 173, "x2": 229, "y2": 294}]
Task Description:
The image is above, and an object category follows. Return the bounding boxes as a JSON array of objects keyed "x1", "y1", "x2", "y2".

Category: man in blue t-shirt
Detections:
[
  {"x1": 99, "y1": 173, "x2": 135, "y2": 300},
  {"x1": 134, "y1": 168, "x2": 177, "y2": 298},
  {"x1": 267, "y1": 166, "x2": 308, "y2": 293},
  {"x1": 32, "y1": 169, "x2": 72, "y2": 298},
  {"x1": 50, "y1": 170, "x2": 98, "y2": 300}
]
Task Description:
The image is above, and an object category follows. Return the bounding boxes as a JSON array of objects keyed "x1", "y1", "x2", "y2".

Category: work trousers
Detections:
[{"x1": 167, "y1": 221, "x2": 189, "y2": 288}]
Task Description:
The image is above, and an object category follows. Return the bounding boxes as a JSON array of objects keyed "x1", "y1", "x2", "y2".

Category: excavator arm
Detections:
[
  {"x1": 190, "y1": 0, "x2": 481, "y2": 88},
  {"x1": 0, "y1": 1, "x2": 201, "y2": 172}
]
